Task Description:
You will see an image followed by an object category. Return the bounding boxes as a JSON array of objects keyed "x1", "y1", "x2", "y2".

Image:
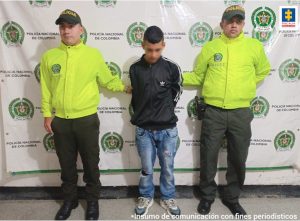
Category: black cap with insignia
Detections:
[
  {"x1": 55, "y1": 9, "x2": 81, "y2": 25},
  {"x1": 222, "y1": 5, "x2": 245, "y2": 21}
]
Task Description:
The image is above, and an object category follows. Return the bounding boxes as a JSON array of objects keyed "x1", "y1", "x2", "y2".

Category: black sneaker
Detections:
[
  {"x1": 197, "y1": 199, "x2": 214, "y2": 215},
  {"x1": 221, "y1": 200, "x2": 247, "y2": 216}
]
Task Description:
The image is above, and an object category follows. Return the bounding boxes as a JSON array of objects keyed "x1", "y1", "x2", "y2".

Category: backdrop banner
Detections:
[{"x1": 0, "y1": 1, "x2": 299, "y2": 183}]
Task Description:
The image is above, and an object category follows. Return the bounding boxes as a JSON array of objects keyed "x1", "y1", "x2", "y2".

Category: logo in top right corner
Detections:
[{"x1": 279, "y1": 6, "x2": 299, "y2": 31}]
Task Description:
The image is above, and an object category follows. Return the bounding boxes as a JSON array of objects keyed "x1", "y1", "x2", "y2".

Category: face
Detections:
[
  {"x1": 220, "y1": 16, "x2": 245, "y2": 39},
  {"x1": 59, "y1": 22, "x2": 83, "y2": 46},
  {"x1": 142, "y1": 40, "x2": 165, "y2": 64}
]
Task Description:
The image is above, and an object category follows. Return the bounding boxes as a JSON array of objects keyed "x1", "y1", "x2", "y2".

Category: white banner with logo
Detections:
[{"x1": 0, "y1": 0, "x2": 300, "y2": 183}]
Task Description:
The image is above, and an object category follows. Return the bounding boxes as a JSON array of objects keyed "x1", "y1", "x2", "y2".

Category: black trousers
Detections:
[
  {"x1": 51, "y1": 113, "x2": 100, "y2": 201},
  {"x1": 199, "y1": 105, "x2": 253, "y2": 203}
]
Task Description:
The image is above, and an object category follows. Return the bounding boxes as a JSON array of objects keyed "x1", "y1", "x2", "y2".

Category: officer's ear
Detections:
[
  {"x1": 241, "y1": 20, "x2": 245, "y2": 28},
  {"x1": 79, "y1": 24, "x2": 84, "y2": 35},
  {"x1": 220, "y1": 20, "x2": 224, "y2": 30}
]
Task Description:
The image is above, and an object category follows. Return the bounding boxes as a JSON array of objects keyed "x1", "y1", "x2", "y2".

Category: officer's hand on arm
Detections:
[
  {"x1": 44, "y1": 117, "x2": 53, "y2": 134},
  {"x1": 124, "y1": 85, "x2": 133, "y2": 94}
]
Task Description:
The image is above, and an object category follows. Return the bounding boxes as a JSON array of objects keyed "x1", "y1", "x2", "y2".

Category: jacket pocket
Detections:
[{"x1": 136, "y1": 127, "x2": 146, "y2": 137}]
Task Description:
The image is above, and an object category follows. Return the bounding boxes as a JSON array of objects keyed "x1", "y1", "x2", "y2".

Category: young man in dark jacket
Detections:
[{"x1": 129, "y1": 26, "x2": 183, "y2": 216}]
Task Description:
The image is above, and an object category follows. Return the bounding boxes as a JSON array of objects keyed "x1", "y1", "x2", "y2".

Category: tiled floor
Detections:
[{"x1": 0, "y1": 197, "x2": 299, "y2": 220}]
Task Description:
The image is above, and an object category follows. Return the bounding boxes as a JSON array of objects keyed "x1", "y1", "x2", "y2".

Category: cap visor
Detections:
[
  {"x1": 225, "y1": 12, "x2": 245, "y2": 21},
  {"x1": 55, "y1": 17, "x2": 79, "y2": 25}
]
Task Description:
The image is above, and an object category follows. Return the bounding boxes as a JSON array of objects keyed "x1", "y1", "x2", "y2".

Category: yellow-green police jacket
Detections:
[
  {"x1": 183, "y1": 32, "x2": 271, "y2": 109},
  {"x1": 40, "y1": 41, "x2": 125, "y2": 119}
]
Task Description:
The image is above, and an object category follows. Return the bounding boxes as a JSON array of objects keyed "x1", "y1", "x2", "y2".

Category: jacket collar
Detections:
[
  {"x1": 220, "y1": 32, "x2": 244, "y2": 44},
  {"x1": 59, "y1": 40, "x2": 84, "y2": 50}
]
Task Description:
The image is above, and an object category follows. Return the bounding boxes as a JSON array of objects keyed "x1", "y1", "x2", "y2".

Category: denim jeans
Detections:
[{"x1": 135, "y1": 126, "x2": 178, "y2": 200}]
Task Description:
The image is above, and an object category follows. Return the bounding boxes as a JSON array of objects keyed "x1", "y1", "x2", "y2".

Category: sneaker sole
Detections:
[{"x1": 135, "y1": 199, "x2": 154, "y2": 216}]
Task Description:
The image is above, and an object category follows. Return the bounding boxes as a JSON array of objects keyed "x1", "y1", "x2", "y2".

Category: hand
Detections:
[
  {"x1": 44, "y1": 117, "x2": 53, "y2": 134},
  {"x1": 124, "y1": 85, "x2": 133, "y2": 94}
]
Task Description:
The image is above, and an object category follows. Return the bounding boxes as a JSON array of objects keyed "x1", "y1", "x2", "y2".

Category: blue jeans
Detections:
[{"x1": 135, "y1": 126, "x2": 178, "y2": 200}]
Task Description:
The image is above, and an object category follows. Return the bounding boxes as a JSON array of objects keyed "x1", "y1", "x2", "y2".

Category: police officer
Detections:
[
  {"x1": 40, "y1": 9, "x2": 131, "y2": 220},
  {"x1": 183, "y1": 5, "x2": 270, "y2": 216}
]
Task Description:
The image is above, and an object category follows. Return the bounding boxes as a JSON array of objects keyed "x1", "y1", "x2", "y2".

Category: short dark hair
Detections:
[{"x1": 143, "y1": 26, "x2": 164, "y2": 44}]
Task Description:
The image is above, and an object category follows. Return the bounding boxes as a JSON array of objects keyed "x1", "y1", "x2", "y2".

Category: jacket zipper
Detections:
[
  {"x1": 223, "y1": 45, "x2": 229, "y2": 108},
  {"x1": 150, "y1": 64, "x2": 154, "y2": 117},
  {"x1": 64, "y1": 49, "x2": 69, "y2": 118}
]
